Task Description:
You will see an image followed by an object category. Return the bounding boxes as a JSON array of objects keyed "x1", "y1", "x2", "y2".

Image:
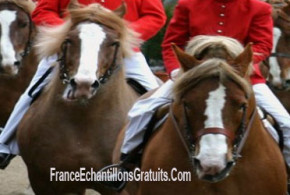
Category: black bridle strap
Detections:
[
  {"x1": 99, "y1": 42, "x2": 120, "y2": 84},
  {"x1": 233, "y1": 108, "x2": 257, "y2": 158},
  {"x1": 270, "y1": 52, "x2": 290, "y2": 59},
  {"x1": 58, "y1": 40, "x2": 120, "y2": 85},
  {"x1": 58, "y1": 39, "x2": 70, "y2": 83},
  {"x1": 170, "y1": 103, "x2": 192, "y2": 155},
  {"x1": 170, "y1": 102, "x2": 257, "y2": 160},
  {"x1": 21, "y1": 12, "x2": 33, "y2": 57}
]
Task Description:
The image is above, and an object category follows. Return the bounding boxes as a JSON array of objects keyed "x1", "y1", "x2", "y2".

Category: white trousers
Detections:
[
  {"x1": 253, "y1": 84, "x2": 290, "y2": 167},
  {"x1": 121, "y1": 81, "x2": 290, "y2": 168},
  {"x1": 0, "y1": 52, "x2": 158, "y2": 155}
]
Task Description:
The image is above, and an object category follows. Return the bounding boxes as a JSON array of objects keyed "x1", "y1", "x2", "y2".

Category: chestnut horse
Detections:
[
  {"x1": 136, "y1": 36, "x2": 287, "y2": 194},
  {"x1": 260, "y1": 2, "x2": 290, "y2": 113},
  {"x1": 0, "y1": 0, "x2": 37, "y2": 126},
  {"x1": 17, "y1": 2, "x2": 139, "y2": 195}
]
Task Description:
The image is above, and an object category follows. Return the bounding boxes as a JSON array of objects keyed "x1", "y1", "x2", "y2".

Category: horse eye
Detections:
[
  {"x1": 19, "y1": 22, "x2": 28, "y2": 28},
  {"x1": 110, "y1": 41, "x2": 119, "y2": 47},
  {"x1": 239, "y1": 103, "x2": 247, "y2": 111}
]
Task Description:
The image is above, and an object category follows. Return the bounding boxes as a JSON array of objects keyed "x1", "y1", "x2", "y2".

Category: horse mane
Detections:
[
  {"x1": 0, "y1": 0, "x2": 35, "y2": 14},
  {"x1": 173, "y1": 35, "x2": 253, "y2": 102},
  {"x1": 35, "y1": 3, "x2": 139, "y2": 60}
]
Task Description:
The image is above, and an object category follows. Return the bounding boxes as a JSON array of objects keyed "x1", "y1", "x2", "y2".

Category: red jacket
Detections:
[
  {"x1": 162, "y1": 0, "x2": 273, "y2": 84},
  {"x1": 32, "y1": 0, "x2": 166, "y2": 43}
]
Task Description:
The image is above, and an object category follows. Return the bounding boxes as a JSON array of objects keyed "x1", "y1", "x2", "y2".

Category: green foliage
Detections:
[{"x1": 141, "y1": 1, "x2": 177, "y2": 68}]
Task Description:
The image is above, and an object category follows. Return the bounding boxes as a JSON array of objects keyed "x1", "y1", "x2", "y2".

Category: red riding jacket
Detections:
[
  {"x1": 31, "y1": 0, "x2": 166, "y2": 43},
  {"x1": 162, "y1": 0, "x2": 273, "y2": 84}
]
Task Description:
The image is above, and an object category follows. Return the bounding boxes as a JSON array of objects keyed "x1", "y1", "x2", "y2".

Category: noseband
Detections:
[
  {"x1": 58, "y1": 39, "x2": 120, "y2": 85},
  {"x1": 170, "y1": 101, "x2": 257, "y2": 182}
]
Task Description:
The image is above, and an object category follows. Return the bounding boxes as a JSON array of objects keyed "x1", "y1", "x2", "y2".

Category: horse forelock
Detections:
[
  {"x1": 0, "y1": 0, "x2": 35, "y2": 14},
  {"x1": 173, "y1": 59, "x2": 252, "y2": 102},
  {"x1": 35, "y1": 3, "x2": 139, "y2": 60},
  {"x1": 173, "y1": 35, "x2": 253, "y2": 101},
  {"x1": 185, "y1": 35, "x2": 245, "y2": 60}
]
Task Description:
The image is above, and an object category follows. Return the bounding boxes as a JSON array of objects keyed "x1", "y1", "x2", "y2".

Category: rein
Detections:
[
  {"x1": 58, "y1": 39, "x2": 120, "y2": 85},
  {"x1": 270, "y1": 52, "x2": 290, "y2": 59},
  {"x1": 169, "y1": 101, "x2": 257, "y2": 182},
  {"x1": 20, "y1": 10, "x2": 33, "y2": 58}
]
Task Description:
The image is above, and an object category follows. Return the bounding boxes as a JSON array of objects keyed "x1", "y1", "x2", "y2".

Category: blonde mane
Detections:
[
  {"x1": 35, "y1": 3, "x2": 139, "y2": 60},
  {"x1": 173, "y1": 35, "x2": 253, "y2": 101},
  {"x1": 0, "y1": 0, "x2": 35, "y2": 14}
]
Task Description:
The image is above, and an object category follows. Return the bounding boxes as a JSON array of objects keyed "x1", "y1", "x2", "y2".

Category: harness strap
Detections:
[
  {"x1": 170, "y1": 104, "x2": 192, "y2": 155},
  {"x1": 233, "y1": 108, "x2": 257, "y2": 158},
  {"x1": 270, "y1": 52, "x2": 290, "y2": 59},
  {"x1": 195, "y1": 128, "x2": 236, "y2": 143}
]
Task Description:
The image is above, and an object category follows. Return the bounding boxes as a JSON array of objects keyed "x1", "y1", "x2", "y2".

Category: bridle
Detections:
[
  {"x1": 170, "y1": 99, "x2": 257, "y2": 182},
  {"x1": 0, "y1": 2, "x2": 34, "y2": 58},
  {"x1": 57, "y1": 38, "x2": 120, "y2": 86}
]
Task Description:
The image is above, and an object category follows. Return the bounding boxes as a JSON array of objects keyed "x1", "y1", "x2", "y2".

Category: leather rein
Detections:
[{"x1": 169, "y1": 101, "x2": 257, "y2": 182}]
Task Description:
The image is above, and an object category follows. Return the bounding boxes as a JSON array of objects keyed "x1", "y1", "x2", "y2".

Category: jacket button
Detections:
[
  {"x1": 219, "y1": 22, "x2": 224, "y2": 25},
  {"x1": 221, "y1": 5, "x2": 226, "y2": 8},
  {"x1": 217, "y1": 30, "x2": 223, "y2": 33},
  {"x1": 220, "y1": 13, "x2": 225, "y2": 17}
]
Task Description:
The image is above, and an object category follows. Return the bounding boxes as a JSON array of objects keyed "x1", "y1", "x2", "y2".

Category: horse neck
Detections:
[
  {"x1": 238, "y1": 96, "x2": 277, "y2": 157},
  {"x1": 280, "y1": 33, "x2": 290, "y2": 43}
]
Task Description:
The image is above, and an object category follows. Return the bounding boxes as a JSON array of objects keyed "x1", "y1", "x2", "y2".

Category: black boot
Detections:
[
  {"x1": 0, "y1": 153, "x2": 15, "y2": 169},
  {"x1": 98, "y1": 153, "x2": 142, "y2": 192}
]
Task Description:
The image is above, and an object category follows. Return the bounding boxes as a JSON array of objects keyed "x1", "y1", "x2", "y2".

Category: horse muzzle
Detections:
[
  {"x1": 63, "y1": 78, "x2": 100, "y2": 101},
  {"x1": 193, "y1": 157, "x2": 235, "y2": 183}
]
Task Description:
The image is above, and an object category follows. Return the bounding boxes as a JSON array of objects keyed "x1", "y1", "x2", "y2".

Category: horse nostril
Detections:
[
  {"x1": 14, "y1": 61, "x2": 21, "y2": 67},
  {"x1": 92, "y1": 80, "x2": 100, "y2": 89},
  {"x1": 70, "y1": 78, "x2": 77, "y2": 88}
]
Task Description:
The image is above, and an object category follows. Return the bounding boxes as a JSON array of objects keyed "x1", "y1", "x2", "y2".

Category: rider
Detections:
[
  {"x1": 103, "y1": 0, "x2": 290, "y2": 190},
  {"x1": 0, "y1": 0, "x2": 166, "y2": 169}
]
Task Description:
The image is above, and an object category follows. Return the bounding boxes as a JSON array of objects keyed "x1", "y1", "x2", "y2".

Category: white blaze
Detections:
[
  {"x1": 204, "y1": 83, "x2": 226, "y2": 128},
  {"x1": 0, "y1": 10, "x2": 17, "y2": 67},
  {"x1": 196, "y1": 83, "x2": 227, "y2": 174},
  {"x1": 74, "y1": 23, "x2": 106, "y2": 84}
]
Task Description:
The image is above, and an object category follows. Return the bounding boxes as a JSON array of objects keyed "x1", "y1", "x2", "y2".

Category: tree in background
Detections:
[{"x1": 141, "y1": 0, "x2": 178, "y2": 72}]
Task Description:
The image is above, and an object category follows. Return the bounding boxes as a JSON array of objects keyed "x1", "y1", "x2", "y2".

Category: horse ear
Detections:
[
  {"x1": 114, "y1": 1, "x2": 127, "y2": 18},
  {"x1": 233, "y1": 43, "x2": 253, "y2": 77},
  {"x1": 171, "y1": 43, "x2": 201, "y2": 72},
  {"x1": 68, "y1": 0, "x2": 80, "y2": 9}
]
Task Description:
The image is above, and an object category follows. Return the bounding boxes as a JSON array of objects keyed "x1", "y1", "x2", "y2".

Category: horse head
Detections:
[
  {"x1": 171, "y1": 36, "x2": 255, "y2": 182},
  {"x1": 0, "y1": 0, "x2": 35, "y2": 75},
  {"x1": 35, "y1": 2, "x2": 137, "y2": 102},
  {"x1": 275, "y1": 2, "x2": 290, "y2": 35}
]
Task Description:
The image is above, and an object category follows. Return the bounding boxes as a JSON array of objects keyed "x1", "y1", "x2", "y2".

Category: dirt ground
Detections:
[{"x1": 0, "y1": 156, "x2": 100, "y2": 195}]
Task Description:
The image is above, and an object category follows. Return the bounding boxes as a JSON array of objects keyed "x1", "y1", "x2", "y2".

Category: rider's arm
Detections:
[
  {"x1": 246, "y1": 2, "x2": 273, "y2": 64},
  {"x1": 126, "y1": 0, "x2": 166, "y2": 42},
  {"x1": 31, "y1": 0, "x2": 69, "y2": 26},
  {"x1": 161, "y1": 0, "x2": 190, "y2": 75}
]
